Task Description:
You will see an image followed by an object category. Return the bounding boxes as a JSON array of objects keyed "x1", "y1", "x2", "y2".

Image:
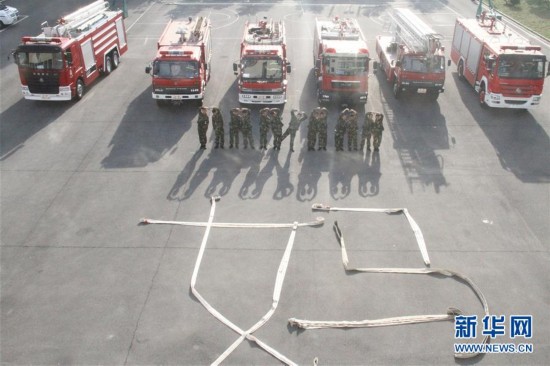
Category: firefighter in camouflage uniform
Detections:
[
  {"x1": 372, "y1": 112, "x2": 384, "y2": 152},
  {"x1": 259, "y1": 107, "x2": 272, "y2": 149},
  {"x1": 211, "y1": 107, "x2": 225, "y2": 149},
  {"x1": 197, "y1": 106, "x2": 209, "y2": 149},
  {"x1": 346, "y1": 108, "x2": 359, "y2": 151},
  {"x1": 229, "y1": 108, "x2": 241, "y2": 149},
  {"x1": 240, "y1": 107, "x2": 255, "y2": 149},
  {"x1": 334, "y1": 108, "x2": 349, "y2": 152},
  {"x1": 281, "y1": 109, "x2": 307, "y2": 152},
  {"x1": 270, "y1": 108, "x2": 283, "y2": 150}
]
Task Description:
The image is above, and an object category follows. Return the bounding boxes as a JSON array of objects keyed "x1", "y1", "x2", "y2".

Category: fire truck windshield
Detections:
[
  {"x1": 153, "y1": 61, "x2": 199, "y2": 79},
  {"x1": 325, "y1": 56, "x2": 368, "y2": 76},
  {"x1": 497, "y1": 55, "x2": 546, "y2": 80},
  {"x1": 241, "y1": 57, "x2": 283, "y2": 81},
  {"x1": 401, "y1": 55, "x2": 445, "y2": 73},
  {"x1": 15, "y1": 51, "x2": 64, "y2": 70}
]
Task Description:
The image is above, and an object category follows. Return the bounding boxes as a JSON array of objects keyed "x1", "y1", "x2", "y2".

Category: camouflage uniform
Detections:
[
  {"x1": 317, "y1": 107, "x2": 328, "y2": 150},
  {"x1": 334, "y1": 108, "x2": 348, "y2": 152},
  {"x1": 229, "y1": 107, "x2": 241, "y2": 149},
  {"x1": 270, "y1": 108, "x2": 283, "y2": 150},
  {"x1": 197, "y1": 107, "x2": 209, "y2": 149},
  {"x1": 259, "y1": 107, "x2": 271, "y2": 149},
  {"x1": 346, "y1": 108, "x2": 359, "y2": 151},
  {"x1": 372, "y1": 113, "x2": 384, "y2": 152},
  {"x1": 240, "y1": 108, "x2": 255, "y2": 149},
  {"x1": 281, "y1": 109, "x2": 307, "y2": 151},
  {"x1": 307, "y1": 107, "x2": 322, "y2": 151},
  {"x1": 211, "y1": 107, "x2": 225, "y2": 149},
  {"x1": 361, "y1": 112, "x2": 375, "y2": 151}
]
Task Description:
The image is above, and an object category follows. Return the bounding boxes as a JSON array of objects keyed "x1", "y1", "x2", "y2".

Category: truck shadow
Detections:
[
  {"x1": 0, "y1": 99, "x2": 70, "y2": 161},
  {"x1": 101, "y1": 87, "x2": 193, "y2": 168},
  {"x1": 374, "y1": 70, "x2": 450, "y2": 193},
  {"x1": 451, "y1": 73, "x2": 550, "y2": 183}
]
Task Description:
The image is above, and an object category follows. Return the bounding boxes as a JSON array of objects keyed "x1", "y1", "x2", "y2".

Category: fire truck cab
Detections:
[
  {"x1": 376, "y1": 8, "x2": 448, "y2": 100},
  {"x1": 146, "y1": 17, "x2": 211, "y2": 106},
  {"x1": 314, "y1": 17, "x2": 370, "y2": 105},
  {"x1": 451, "y1": 11, "x2": 548, "y2": 109},
  {"x1": 233, "y1": 19, "x2": 291, "y2": 105},
  {"x1": 12, "y1": 0, "x2": 128, "y2": 101}
]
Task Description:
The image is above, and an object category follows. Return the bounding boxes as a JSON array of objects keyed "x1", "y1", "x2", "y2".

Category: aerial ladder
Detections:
[
  {"x1": 41, "y1": 0, "x2": 110, "y2": 38},
  {"x1": 388, "y1": 8, "x2": 443, "y2": 57}
]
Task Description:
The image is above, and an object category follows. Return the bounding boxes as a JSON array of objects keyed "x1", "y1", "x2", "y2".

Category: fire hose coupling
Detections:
[{"x1": 312, "y1": 203, "x2": 331, "y2": 211}]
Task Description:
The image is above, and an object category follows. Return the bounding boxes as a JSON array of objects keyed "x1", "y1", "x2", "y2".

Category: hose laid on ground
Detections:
[
  {"x1": 288, "y1": 213, "x2": 490, "y2": 359},
  {"x1": 141, "y1": 197, "x2": 324, "y2": 365},
  {"x1": 312, "y1": 203, "x2": 430, "y2": 266}
]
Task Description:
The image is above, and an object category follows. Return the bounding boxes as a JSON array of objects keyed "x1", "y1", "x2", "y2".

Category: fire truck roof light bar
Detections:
[{"x1": 22, "y1": 36, "x2": 63, "y2": 44}]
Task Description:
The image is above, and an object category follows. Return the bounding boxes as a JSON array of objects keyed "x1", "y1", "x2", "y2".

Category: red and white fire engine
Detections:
[
  {"x1": 451, "y1": 11, "x2": 548, "y2": 109},
  {"x1": 313, "y1": 17, "x2": 370, "y2": 105},
  {"x1": 13, "y1": 0, "x2": 128, "y2": 101},
  {"x1": 145, "y1": 17, "x2": 212, "y2": 106},
  {"x1": 376, "y1": 8, "x2": 447, "y2": 101},
  {"x1": 233, "y1": 18, "x2": 291, "y2": 105}
]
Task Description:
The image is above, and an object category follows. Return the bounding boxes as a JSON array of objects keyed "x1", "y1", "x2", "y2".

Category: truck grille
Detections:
[
  {"x1": 26, "y1": 72, "x2": 60, "y2": 94},
  {"x1": 500, "y1": 84, "x2": 535, "y2": 97},
  {"x1": 163, "y1": 87, "x2": 198, "y2": 94},
  {"x1": 331, "y1": 80, "x2": 360, "y2": 89}
]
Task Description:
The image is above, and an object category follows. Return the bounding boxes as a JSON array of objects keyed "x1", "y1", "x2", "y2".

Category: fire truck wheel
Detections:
[
  {"x1": 112, "y1": 51, "x2": 120, "y2": 69},
  {"x1": 428, "y1": 90, "x2": 439, "y2": 101},
  {"x1": 156, "y1": 100, "x2": 166, "y2": 107},
  {"x1": 478, "y1": 84, "x2": 487, "y2": 108},
  {"x1": 393, "y1": 80, "x2": 402, "y2": 99},
  {"x1": 75, "y1": 79, "x2": 85, "y2": 101},
  {"x1": 0, "y1": 21, "x2": 4, "y2": 29},
  {"x1": 458, "y1": 61, "x2": 465, "y2": 80},
  {"x1": 104, "y1": 56, "x2": 113, "y2": 75}
]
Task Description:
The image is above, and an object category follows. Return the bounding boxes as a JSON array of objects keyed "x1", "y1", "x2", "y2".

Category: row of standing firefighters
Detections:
[{"x1": 197, "y1": 107, "x2": 385, "y2": 152}]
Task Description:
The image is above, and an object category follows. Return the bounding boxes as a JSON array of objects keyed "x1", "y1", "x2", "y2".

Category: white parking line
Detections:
[{"x1": 0, "y1": 15, "x2": 28, "y2": 33}]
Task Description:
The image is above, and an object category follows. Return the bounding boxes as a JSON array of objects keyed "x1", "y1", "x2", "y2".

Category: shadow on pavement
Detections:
[{"x1": 452, "y1": 73, "x2": 550, "y2": 183}]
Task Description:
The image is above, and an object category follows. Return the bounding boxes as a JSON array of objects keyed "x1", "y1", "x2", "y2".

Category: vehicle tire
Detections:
[
  {"x1": 393, "y1": 80, "x2": 401, "y2": 99},
  {"x1": 104, "y1": 56, "x2": 112, "y2": 75},
  {"x1": 156, "y1": 99, "x2": 166, "y2": 107},
  {"x1": 479, "y1": 83, "x2": 488, "y2": 108},
  {"x1": 458, "y1": 60, "x2": 465, "y2": 80},
  {"x1": 112, "y1": 51, "x2": 120, "y2": 69},
  {"x1": 428, "y1": 90, "x2": 439, "y2": 101},
  {"x1": 0, "y1": 21, "x2": 5, "y2": 29},
  {"x1": 75, "y1": 79, "x2": 85, "y2": 101}
]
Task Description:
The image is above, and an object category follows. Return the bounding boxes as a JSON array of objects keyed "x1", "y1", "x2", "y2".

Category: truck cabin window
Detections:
[
  {"x1": 154, "y1": 61, "x2": 199, "y2": 78},
  {"x1": 497, "y1": 56, "x2": 546, "y2": 79},
  {"x1": 241, "y1": 57, "x2": 283, "y2": 81},
  {"x1": 326, "y1": 56, "x2": 368, "y2": 76},
  {"x1": 401, "y1": 55, "x2": 445, "y2": 73},
  {"x1": 16, "y1": 51, "x2": 64, "y2": 70}
]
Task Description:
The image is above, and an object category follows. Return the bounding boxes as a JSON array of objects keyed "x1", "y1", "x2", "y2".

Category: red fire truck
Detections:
[
  {"x1": 145, "y1": 17, "x2": 212, "y2": 106},
  {"x1": 233, "y1": 18, "x2": 291, "y2": 105},
  {"x1": 451, "y1": 12, "x2": 548, "y2": 109},
  {"x1": 376, "y1": 8, "x2": 447, "y2": 101},
  {"x1": 13, "y1": 0, "x2": 128, "y2": 101},
  {"x1": 313, "y1": 17, "x2": 370, "y2": 105}
]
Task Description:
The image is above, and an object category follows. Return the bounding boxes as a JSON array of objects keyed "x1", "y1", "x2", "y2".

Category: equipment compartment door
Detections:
[
  {"x1": 81, "y1": 40, "x2": 97, "y2": 76},
  {"x1": 116, "y1": 18, "x2": 127, "y2": 48}
]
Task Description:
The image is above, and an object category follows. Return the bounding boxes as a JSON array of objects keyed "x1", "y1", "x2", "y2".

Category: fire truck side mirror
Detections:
[
  {"x1": 233, "y1": 62, "x2": 238, "y2": 75},
  {"x1": 547, "y1": 64, "x2": 550, "y2": 77},
  {"x1": 145, "y1": 65, "x2": 152, "y2": 74},
  {"x1": 447, "y1": 59, "x2": 451, "y2": 67},
  {"x1": 286, "y1": 63, "x2": 292, "y2": 73},
  {"x1": 373, "y1": 61, "x2": 379, "y2": 72},
  {"x1": 395, "y1": 60, "x2": 402, "y2": 68}
]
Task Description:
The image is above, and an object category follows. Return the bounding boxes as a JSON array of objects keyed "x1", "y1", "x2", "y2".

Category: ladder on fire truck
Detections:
[
  {"x1": 41, "y1": 0, "x2": 110, "y2": 38},
  {"x1": 318, "y1": 17, "x2": 363, "y2": 41},
  {"x1": 175, "y1": 16, "x2": 208, "y2": 44},
  {"x1": 244, "y1": 18, "x2": 285, "y2": 45},
  {"x1": 388, "y1": 8, "x2": 442, "y2": 54}
]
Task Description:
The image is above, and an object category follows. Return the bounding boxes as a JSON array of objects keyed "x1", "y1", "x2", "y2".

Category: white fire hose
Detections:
[
  {"x1": 288, "y1": 205, "x2": 490, "y2": 359},
  {"x1": 141, "y1": 197, "x2": 324, "y2": 365}
]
